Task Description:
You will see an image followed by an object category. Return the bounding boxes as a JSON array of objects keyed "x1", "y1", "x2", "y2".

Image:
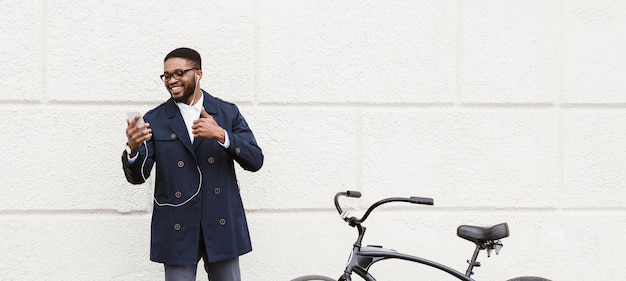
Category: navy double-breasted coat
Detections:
[{"x1": 122, "y1": 90, "x2": 263, "y2": 265}]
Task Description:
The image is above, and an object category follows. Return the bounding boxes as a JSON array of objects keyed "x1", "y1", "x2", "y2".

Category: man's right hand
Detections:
[{"x1": 126, "y1": 115, "x2": 152, "y2": 150}]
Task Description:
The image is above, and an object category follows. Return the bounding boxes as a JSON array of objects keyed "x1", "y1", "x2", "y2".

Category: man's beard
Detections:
[{"x1": 173, "y1": 82, "x2": 197, "y2": 103}]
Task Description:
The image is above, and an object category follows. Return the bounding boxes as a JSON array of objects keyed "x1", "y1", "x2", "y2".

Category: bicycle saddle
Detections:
[{"x1": 457, "y1": 223, "x2": 509, "y2": 244}]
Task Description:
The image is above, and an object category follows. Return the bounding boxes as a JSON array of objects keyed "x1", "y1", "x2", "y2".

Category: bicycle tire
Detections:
[
  {"x1": 506, "y1": 277, "x2": 551, "y2": 281},
  {"x1": 290, "y1": 275, "x2": 336, "y2": 281}
]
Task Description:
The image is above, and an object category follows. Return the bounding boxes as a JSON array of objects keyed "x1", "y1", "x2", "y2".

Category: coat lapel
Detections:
[
  {"x1": 164, "y1": 99, "x2": 195, "y2": 157},
  {"x1": 193, "y1": 91, "x2": 218, "y2": 151}
]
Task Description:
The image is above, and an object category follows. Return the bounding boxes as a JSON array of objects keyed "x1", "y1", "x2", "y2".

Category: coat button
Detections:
[
  {"x1": 175, "y1": 191, "x2": 182, "y2": 198},
  {"x1": 177, "y1": 161, "x2": 184, "y2": 168},
  {"x1": 235, "y1": 147, "x2": 241, "y2": 155},
  {"x1": 214, "y1": 187, "x2": 221, "y2": 194},
  {"x1": 174, "y1": 224, "x2": 181, "y2": 230},
  {"x1": 208, "y1": 157, "x2": 215, "y2": 164},
  {"x1": 170, "y1": 133, "x2": 177, "y2": 139},
  {"x1": 219, "y1": 218, "x2": 226, "y2": 226}
]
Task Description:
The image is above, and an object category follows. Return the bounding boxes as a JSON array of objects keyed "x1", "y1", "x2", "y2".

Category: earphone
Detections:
[
  {"x1": 133, "y1": 73, "x2": 203, "y2": 207},
  {"x1": 138, "y1": 140, "x2": 203, "y2": 208},
  {"x1": 189, "y1": 74, "x2": 201, "y2": 105}
]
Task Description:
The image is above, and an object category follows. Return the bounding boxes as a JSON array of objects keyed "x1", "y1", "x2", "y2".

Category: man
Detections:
[{"x1": 122, "y1": 47, "x2": 264, "y2": 281}]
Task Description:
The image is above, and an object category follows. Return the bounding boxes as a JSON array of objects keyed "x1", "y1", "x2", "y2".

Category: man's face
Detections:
[{"x1": 163, "y1": 57, "x2": 200, "y2": 104}]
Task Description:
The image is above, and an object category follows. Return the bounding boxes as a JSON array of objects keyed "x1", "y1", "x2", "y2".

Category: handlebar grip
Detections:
[
  {"x1": 346, "y1": 191, "x2": 362, "y2": 198},
  {"x1": 409, "y1": 196, "x2": 434, "y2": 205}
]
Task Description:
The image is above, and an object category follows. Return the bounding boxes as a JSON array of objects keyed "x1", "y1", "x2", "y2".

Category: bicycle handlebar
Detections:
[
  {"x1": 334, "y1": 191, "x2": 361, "y2": 215},
  {"x1": 334, "y1": 191, "x2": 434, "y2": 226}
]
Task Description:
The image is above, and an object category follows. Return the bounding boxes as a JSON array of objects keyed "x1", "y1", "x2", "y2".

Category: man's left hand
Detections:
[{"x1": 192, "y1": 107, "x2": 226, "y2": 143}]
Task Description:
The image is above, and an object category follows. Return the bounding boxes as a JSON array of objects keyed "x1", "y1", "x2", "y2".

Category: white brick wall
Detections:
[{"x1": 1, "y1": 1, "x2": 624, "y2": 280}]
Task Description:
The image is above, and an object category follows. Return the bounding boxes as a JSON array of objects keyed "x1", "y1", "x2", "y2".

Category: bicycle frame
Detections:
[
  {"x1": 340, "y1": 223, "x2": 474, "y2": 281},
  {"x1": 292, "y1": 192, "x2": 549, "y2": 281}
]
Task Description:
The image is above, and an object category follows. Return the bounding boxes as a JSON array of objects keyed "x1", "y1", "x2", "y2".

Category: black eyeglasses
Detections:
[{"x1": 160, "y1": 68, "x2": 198, "y2": 82}]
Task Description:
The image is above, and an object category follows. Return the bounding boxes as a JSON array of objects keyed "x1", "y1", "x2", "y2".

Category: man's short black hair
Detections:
[{"x1": 164, "y1": 47, "x2": 202, "y2": 70}]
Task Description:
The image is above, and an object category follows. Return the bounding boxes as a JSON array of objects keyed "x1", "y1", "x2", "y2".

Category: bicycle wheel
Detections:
[
  {"x1": 506, "y1": 277, "x2": 551, "y2": 281},
  {"x1": 290, "y1": 275, "x2": 336, "y2": 281}
]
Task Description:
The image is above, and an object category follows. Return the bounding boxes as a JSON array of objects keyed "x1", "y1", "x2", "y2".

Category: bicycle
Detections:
[{"x1": 290, "y1": 191, "x2": 551, "y2": 281}]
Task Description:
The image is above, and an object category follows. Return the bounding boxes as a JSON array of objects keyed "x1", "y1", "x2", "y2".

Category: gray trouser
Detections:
[
  {"x1": 164, "y1": 230, "x2": 241, "y2": 281},
  {"x1": 164, "y1": 257, "x2": 241, "y2": 281}
]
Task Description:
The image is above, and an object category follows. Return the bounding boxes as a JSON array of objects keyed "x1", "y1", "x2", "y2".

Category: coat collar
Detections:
[{"x1": 200, "y1": 90, "x2": 218, "y2": 116}]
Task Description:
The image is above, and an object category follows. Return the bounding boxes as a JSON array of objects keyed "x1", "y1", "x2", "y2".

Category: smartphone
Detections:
[{"x1": 126, "y1": 111, "x2": 145, "y2": 131}]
